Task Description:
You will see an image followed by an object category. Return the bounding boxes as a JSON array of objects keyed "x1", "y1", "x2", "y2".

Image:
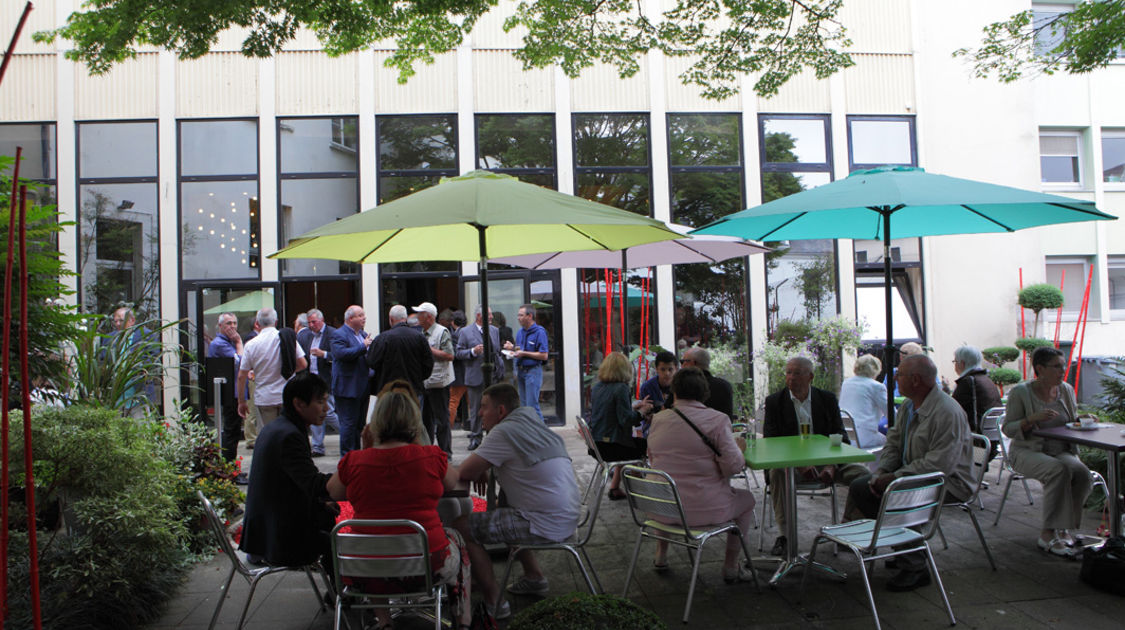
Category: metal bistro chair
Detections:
[
  {"x1": 935, "y1": 433, "x2": 998, "y2": 570},
  {"x1": 731, "y1": 422, "x2": 762, "y2": 490},
  {"x1": 620, "y1": 465, "x2": 760, "y2": 624},
  {"x1": 800, "y1": 471, "x2": 956, "y2": 630},
  {"x1": 992, "y1": 422, "x2": 1036, "y2": 527},
  {"x1": 576, "y1": 415, "x2": 644, "y2": 503},
  {"x1": 979, "y1": 406, "x2": 1005, "y2": 484},
  {"x1": 495, "y1": 468, "x2": 604, "y2": 610},
  {"x1": 330, "y1": 519, "x2": 449, "y2": 630},
  {"x1": 757, "y1": 468, "x2": 839, "y2": 552},
  {"x1": 197, "y1": 491, "x2": 331, "y2": 630}
]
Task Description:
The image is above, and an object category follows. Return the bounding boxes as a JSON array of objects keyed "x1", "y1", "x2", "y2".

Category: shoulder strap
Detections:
[{"x1": 672, "y1": 408, "x2": 722, "y2": 457}]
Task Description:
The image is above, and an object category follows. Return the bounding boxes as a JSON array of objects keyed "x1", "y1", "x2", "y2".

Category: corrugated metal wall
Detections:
[
  {"x1": 570, "y1": 60, "x2": 650, "y2": 111},
  {"x1": 473, "y1": 50, "x2": 553, "y2": 112},
  {"x1": 0, "y1": 55, "x2": 57, "y2": 120},
  {"x1": 177, "y1": 53, "x2": 259, "y2": 117},
  {"x1": 374, "y1": 51, "x2": 458, "y2": 113},
  {"x1": 664, "y1": 55, "x2": 743, "y2": 112},
  {"x1": 843, "y1": 54, "x2": 915, "y2": 114},
  {"x1": 757, "y1": 68, "x2": 831, "y2": 113},
  {"x1": 837, "y1": 1, "x2": 913, "y2": 54},
  {"x1": 75, "y1": 54, "x2": 159, "y2": 120},
  {"x1": 276, "y1": 52, "x2": 359, "y2": 115},
  {"x1": 0, "y1": 2, "x2": 56, "y2": 53}
]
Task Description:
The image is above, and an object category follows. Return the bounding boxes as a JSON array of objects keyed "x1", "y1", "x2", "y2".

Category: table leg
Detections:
[
  {"x1": 767, "y1": 467, "x2": 848, "y2": 586},
  {"x1": 1108, "y1": 449, "x2": 1121, "y2": 539}
]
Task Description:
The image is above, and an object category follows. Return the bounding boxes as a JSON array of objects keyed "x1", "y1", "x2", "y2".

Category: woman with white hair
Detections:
[
  {"x1": 952, "y1": 345, "x2": 1002, "y2": 458},
  {"x1": 838, "y1": 354, "x2": 887, "y2": 448}
]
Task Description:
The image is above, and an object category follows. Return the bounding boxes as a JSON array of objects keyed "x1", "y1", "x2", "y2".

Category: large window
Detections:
[
  {"x1": 1109, "y1": 256, "x2": 1125, "y2": 318},
  {"x1": 847, "y1": 116, "x2": 916, "y2": 171},
  {"x1": 0, "y1": 122, "x2": 56, "y2": 207},
  {"x1": 759, "y1": 114, "x2": 836, "y2": 332},
  {"x1": 1046, "y1": 256, "x2": 1097, "y2": 319},
  {"x1": 476, "y1": 114, "x2": 556, "y2": 189},
  {"x1": 178, "y1": 120, "x2": 260, "y2": 280},
  {"x1": 668, "y1": 113, "x2": 748, "y2": 356},
  {"x1": 78, "y1": 121, "x2": 160, "y2": 318},
  {"x1": 574, "y1": 113, "x2": 652, "y2": 216},
  {"x1": 1101, "y1": 130, "x2": 1125, "y2": 183},
  {"x1": 278, "y1": 117, "x2": 360, "y2": 277},
  {"x1": 1040, "y1": 130, "x2": 1082, "y2": 185}
]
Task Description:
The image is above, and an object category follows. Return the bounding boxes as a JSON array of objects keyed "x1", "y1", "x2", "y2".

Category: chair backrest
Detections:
[
  {"x1": 620, "y1": 466, "x2": 691, "y2": 535},
  {"x1": 840, "y1": 410, "x2": 860, "y2": 447},
  {"x1": 966, "y1": 433, "x2": 991, "y2": 501},
  {"x1": 868, "y1": 471, "x2": 947, "y2": 550},
  {"x1": 197, "y1": 490, "x2": 246, "y2": 574},
  {"x1": 993, "y1": 416, "x2": 1019, "y2": 472},
  {"x1": 576, "y1": 416, "x2": 606, "y2": 467},
  {"x1": 980, "y1": 407, "x2": 1004, "y2": 443},
  {"x1": 330, "y1": 519, "x2": 435, "y2": 598}
]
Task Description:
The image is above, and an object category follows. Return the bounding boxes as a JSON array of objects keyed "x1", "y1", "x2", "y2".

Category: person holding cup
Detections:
[
  {"x1": 1002, "y1": 346, "x2": 1093, "y2": 557},
  {"x1": 761, "y1": 356, "x2": 853, "y2": 558}
]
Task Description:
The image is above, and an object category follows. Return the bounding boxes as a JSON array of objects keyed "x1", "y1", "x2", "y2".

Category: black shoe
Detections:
[
  {"x1": 770, "y1": 536, "x2": 787, "y2": 557},
  {"x1": 467, "y1": 437, "x2": 482, "y2": 451},
  {"x1": 886, "y1": 569, "x2": 931, "y2": 592},
  {"x1": 235, "y1": 472, "x2": 250, "y2": 486},
  {"x1": 885, "y1": 558, "x2": 898, "y2": 570},
  {"x1": 311, "y1": 450, "x2": 325, "y2": 458}
]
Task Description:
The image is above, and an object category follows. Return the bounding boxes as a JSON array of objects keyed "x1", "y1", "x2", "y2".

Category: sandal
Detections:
[
  {"x1": 653, "y1": 560, "x2": 669, "y2": 574},
  {"x1": 1037, "y1": 536, "x2": 1079, "y2": 558},
  {"x1": 608, "y1": 487, "x2": 627, "y2": 501}
]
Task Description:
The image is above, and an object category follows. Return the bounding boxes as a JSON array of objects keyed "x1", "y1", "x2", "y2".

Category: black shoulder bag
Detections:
[{"x1": 672, "y1": 408, "x2": 722, "y2": 458}]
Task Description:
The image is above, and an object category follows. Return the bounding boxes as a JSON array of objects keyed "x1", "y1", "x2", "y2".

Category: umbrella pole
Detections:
[
  {"x1": 621, "y1": 250, "x2": 629, "y2": 355},
  {"x1": 882, "y1": 209, "x2": 897, "y2": 426},
  {"x1": 477, "y1": 225, "x2": 493, "y2": 388}
]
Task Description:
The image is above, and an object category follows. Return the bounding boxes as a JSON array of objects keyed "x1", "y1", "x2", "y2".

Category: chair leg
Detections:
[
  {"x1": 622, "y1": 529, "x2": 645, "y2": 598},
  {"x1": 304, "y1": 568, "x2": 326, "y2": 611},
  {"x1": 496, "y1": 547, "x2": 518, "y2": 613},
  {"x1": 854, "y1": 549, "x2": 882, "y2": 630},
  {"x1": 993, "y1": 474, "x2": 1015, "y2": 526},
  {"x1": 937, "y1": 523, "x2": 948, "y2": 550},
  {"x1": 578, "y1": 546, "x2": 604, "y2": 594},
  {"x1": 799, "y1": 535, "x2": 823, "y2": 598},
  {"x1": 682, "y1": 536, "x2": 708, "y2": 624},
  {"x1": 433, "y1": 583, "x2": 443, "y2": 630},
  {"x1": 829, "y1": 485, "x2": 839, "y2": 524},
  {"x1": 923, "y1": 544, "x2": 956, "y2": 626},
  {"x1": 735, "y1": 527, "x2": 761, "y2": 593},
  {"x1": 207, "y1": 565, "x2": 237, "y2": 630},
  {"x1": 966, "y1": 507, "x2": 997, "y2": 571},
  {"x1": 237, "y1": 574, "x2": 264, "y2": 630},
  {"x1": 564, "y1": 546, "x2": 599, "y2": 594},
  {"x1": 1021, "y1": 477, "x2": 1034, "y2": 505},
  {"x1": 758, "y1": 487, "x2": 771, "y2": 552}
]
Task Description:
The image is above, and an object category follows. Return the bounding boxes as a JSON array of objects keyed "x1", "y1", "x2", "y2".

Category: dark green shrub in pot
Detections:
[
  {"x1": 982, "y1": 346, "x2": 1020, "y2": 367},
  {"x1": 988, "y1": 368, "x2": 1022, "y2": 396},
  {"x1": 508, "y1": 592, "x2": 667, "y2": 630},
  {"x1": 1014, "y1": 337, "x2": 1055, "y2": 353},
  {"x1": 1018, "y1": 283, "x2": 1064, "y2": 337}
]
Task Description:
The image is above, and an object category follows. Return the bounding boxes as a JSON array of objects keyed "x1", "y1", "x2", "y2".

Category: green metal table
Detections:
[{"x1": 745, "y1": 435, "x2": 876, "y2": 585}]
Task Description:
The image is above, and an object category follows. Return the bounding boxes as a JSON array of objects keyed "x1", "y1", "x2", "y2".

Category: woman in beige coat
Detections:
[{"x1": 1002, "y1": 346, "x2": 1093, "y2": 557}]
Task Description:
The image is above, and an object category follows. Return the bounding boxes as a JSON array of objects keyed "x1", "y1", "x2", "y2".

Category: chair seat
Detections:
[
  {"x1": 643, "y1": 519, "x2": 734, "y2": 540},
  {"x1": 820, "y1": 519, "x2": 924, "y2": 549}
]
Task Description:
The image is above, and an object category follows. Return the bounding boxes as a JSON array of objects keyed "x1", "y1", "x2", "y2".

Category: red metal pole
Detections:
[
  {"x1": 582, "y1": 274, "x2": 589, "y2": 374},
  {"x1": 1, "y1": 145, "x2": 23, "y2": 622},
  {"x1": 1065, "y1": 266, "x2": 1093, "y2": 383},
  {"x1": 1053, "y1": 269, "x2": 1066, "y2": 348},
  {"x1": 18, "y1": 185, "x2": 42, "y2": 628},
  {"x1": 0, "y1": 2, "x2": 34, "y2": 89},
  {"x1": 1073, "y1": 266, "x2": 1094, "y2": 395},
  {"x1": 604, "y1": 269, "x2": 613, "y2": 357},
  {"x1": 1019, "y1": 268, "x2": 1027, "y2": 379},
  {"x1": 618, "y1": 269, "x2": 625, "y2": 350}
]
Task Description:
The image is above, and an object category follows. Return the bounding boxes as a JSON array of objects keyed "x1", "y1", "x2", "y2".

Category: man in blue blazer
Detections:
[
  {"x1": 330, "y1": 304, "x2": 372, "y2": 456},
  {"x1": 298, "y1": 308, "x2": 338, "y2": 456},
  {"x1": 454, "y1": 305, "x2": 505, "y2": 450}
]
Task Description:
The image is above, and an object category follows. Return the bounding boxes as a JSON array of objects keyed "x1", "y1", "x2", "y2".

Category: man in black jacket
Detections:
[
  {"x1": 367, "y1": 304, "x2": 434, "y2": 401},
  {"x1": 681, "y1": 346, "x2": 734, "y2": 419},
  {"x1": 239, "y1": 371, "x2": 336, "y2": 567},
  {"x1": 762, "y1": 356, "x2": 849, "y2": 557},
  {"x1": 298, "y1": 308, "x2": 338, "y2": 457}
]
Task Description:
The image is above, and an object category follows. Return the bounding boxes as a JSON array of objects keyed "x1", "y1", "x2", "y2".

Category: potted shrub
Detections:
[
  {"x1": 988, "y1": 367, "x2": 1022, "y2": 395},
  {"x1": 1018, "y1": 283, "x2": 1064, "y2": 337},
  {"x1": 507, "y1": 592, "x2": 667, "y2": 630},
  {"x1": 982, "y1": 346, "x2": 1020, "y2": 368}
]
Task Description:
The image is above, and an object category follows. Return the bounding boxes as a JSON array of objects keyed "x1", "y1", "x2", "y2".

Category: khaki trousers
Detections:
[
  {"x1": 1010, "y1": 446, "x2": 1093, "y2": 530},
  {"x1": 769, "y1": 463, "x2": 869, "y2": 530},
  {"x1": 243, "y1": 381, "x2": 260, "y2": 447}
]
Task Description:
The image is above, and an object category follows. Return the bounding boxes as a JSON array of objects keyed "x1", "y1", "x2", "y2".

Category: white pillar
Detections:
[
  {"x1": 358, "y1": 50, "x2": 380, "y2": 322},
  {"x1": 555, "y1": 65, "x2": 581, "y2": 424},
  {"x1": 157, "y1": 49, "x2": 181, "y2": 412},
  {"x1": 257, "y1": 57, "x2": 279, "y2": 283}
]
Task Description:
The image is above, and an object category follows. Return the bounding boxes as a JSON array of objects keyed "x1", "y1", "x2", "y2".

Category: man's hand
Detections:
[
  {"x1": 503, "y1": 341, "x2": 515, "y2": 350},
  {"x1": 870, "y1": 473, "x2": 896, "y2": 496},
  {"x1": 311, "y1": 347, "x2": 327, "y2": 358},
  {"x1": 472, "y1": 343, "x2": 483, "y2": 356},
  {"x1": 237, "y1": 401, "x2": 249, "y2": 418},
  {"x1": 363, "y1": 335, "x2": 373, "y2": 348}
]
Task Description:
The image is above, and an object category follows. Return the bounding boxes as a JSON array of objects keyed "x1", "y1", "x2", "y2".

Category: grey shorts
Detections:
[{"x1": 467, "y1": 508, "x2": 555, "y2": 546}]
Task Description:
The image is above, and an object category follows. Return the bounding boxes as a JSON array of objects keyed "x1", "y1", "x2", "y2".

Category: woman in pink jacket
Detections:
[{"x1": 646, "y1": 367, "x2": 755, "y2": 582}]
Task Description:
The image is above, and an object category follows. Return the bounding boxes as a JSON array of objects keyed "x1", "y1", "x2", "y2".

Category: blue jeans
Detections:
[
  {"x1": 335, "y1": 395, "x2": 367, "y2": 456},
  {"x1": 516, "y1": 364, "x2": 543, "y2": 421},
  {"x1": 309, "y1": 393, "x2": 339, "y2": 454}
]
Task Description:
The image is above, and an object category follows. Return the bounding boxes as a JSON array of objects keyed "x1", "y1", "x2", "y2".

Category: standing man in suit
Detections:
[
  {"x1": 298, "y1": 308, "x2": 338, "y2": 457},
  {"x1": 330, "y1": 305, "x2": 372, "y2": 456},
  {"x1": 367, "y1": 304, "x2": 434, "y2": 402},
  {"x1": 454, "y1": 305, "x2": 505, "y2": 451},
  {"x1": 762, "y1": 356, "x2": 849, "y2": 558}
]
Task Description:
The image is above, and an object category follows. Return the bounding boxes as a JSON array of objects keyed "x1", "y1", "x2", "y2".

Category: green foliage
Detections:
[
  {"x1": 1015, "y1": 337, "x2": 1055, "y2": 352},
  {"x1": 955, "y1": 1, "x2": 1125, "y2": 82},
  {"x1": 795, "y1": 254, "x2": 835, "y2": 320},
  {"x1": 5, "y1": 404, "x2": 242, "y2": 628},
  {"x1": 1095, "y1": 359, "x2": 1125, "y2": 425},
  {"x1": 36, "y1": 1, "x2": 853, "y2": 100},
  {"x1": 988, "y1": 367, "x2": 1022, "y2": 387},
  {"x1": 1, "y1": 157, "x2": 85, "y2": 391},
  {"x1": 67, "y1": 316, "x2": 180, "y2": 416},
  {"x1": 773, "y1": 319, "x2": 814, "y2": 347},
  {"x1": 758, "y1": 316, "x2": 865, "y2": 394},
  {"x1": 508, "y1": 592, "x2": 666, "y2": 630},
  {"x1": 982, "y1": 346, "x2": 1020, "y2": 367},
  {"x1": 1018, "y1": 283, "x2": 1065, "y2": 313}
]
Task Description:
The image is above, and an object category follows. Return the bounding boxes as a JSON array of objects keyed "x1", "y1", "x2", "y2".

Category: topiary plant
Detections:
[
  {"x1": 989, "y1": 367, "x2": 1022, "y2": 395},
  {"x1": 1019, "y1": 283, "x2": 1064, "y2": 336},
  {"x1": 1015, "y1": 337, "x2": 1055, "y2": 353},
  {"x1": 508, "y1": 592, "x2": 667, "y2": 630},
  {"x1": 982, "y1": 346, "x2": 1020, "y2": 367}
]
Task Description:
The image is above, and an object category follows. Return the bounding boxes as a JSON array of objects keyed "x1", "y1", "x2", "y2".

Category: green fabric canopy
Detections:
[
  {"x1": 202, "y1": 289, "x2": 275, "y2": 314},
  {"x1": 270, "y1": 170, "x2": 679, "y2": 263}
]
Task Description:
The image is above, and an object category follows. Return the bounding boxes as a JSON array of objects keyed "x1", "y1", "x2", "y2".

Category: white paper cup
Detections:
[
  {"x1": 830, "y1": 434, "x2": 843, "y2": 447},
  {"x1": 1079, "y1": 415, "x2": 1096, "y2": 427}
]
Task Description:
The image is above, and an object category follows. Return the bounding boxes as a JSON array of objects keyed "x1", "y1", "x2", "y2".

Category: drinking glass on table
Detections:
[{"x1": 799, "y1": 418, "x2": 812, "y2": 439}]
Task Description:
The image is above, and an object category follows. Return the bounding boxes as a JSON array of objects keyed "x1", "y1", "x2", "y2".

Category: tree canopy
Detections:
[
  {"x1": 34, "y1": 0, "x2": 853, "y2": 100},
  {"x1": 955, "y1": 1, "x2": 1125, "y2": 82}
]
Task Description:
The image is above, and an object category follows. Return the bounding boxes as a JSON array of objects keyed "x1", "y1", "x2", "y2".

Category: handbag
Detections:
[
  {"x1": 1080, "y1": 536, "x2": 1125, "y2": 596},
  {"x1": 469, "y1": 600, "x2": 499, "y2": 630},
  {"x1": 672, "y1": 408, "x2": 722, "y2": 458}
]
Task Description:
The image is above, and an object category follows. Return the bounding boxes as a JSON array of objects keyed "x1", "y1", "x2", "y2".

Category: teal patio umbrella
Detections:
[
  {"x1": 692, "y1": 165, "x2": 1117, "y2": 416},
  {"x1": 271, "y1": 170, "x2": 680, "y2": 385}
]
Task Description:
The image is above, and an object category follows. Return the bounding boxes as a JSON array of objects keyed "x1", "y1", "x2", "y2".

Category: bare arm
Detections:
[{"x1": 326, "y1": 472, "x2": 347, "y2": 501}]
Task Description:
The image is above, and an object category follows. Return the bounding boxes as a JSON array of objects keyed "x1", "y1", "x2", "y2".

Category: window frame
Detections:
[
  {"x1": 375, "y1": 113, "x2": 460, "y2": 204},
  {"x1": 1107, "y1": 255, "x2": 1125, "y2": 319},
  {"x1": 572, "y1": 111, "x2": 654, "y2": 217},
  {"x1": 1100, "y1": 129, "x2": 1125, "y2": 189},
  {"x1": 1039, "y1": 129, "x2": 1085, "y2": 189},
  {"x1": 845, "y1": 115, "x2": 918, "y2": 172},
  {"x1": 1045, "y1": 254, "x2": 1096, "y2": 320},
  {"x1": 474, "y1": 112, "x2": 558, "y2": 188}
]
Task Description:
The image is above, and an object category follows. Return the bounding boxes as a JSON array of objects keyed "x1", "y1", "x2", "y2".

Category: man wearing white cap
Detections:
[{"x1": 415, "y1": 302, "x2": 455, "y2": 454}]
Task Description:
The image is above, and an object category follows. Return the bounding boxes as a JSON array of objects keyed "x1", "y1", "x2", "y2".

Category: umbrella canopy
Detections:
[
  {"x1": 203, "y1": 289, "x2": 275, "y2": 315},
  {"x1": 489, "y1": 222, "x2": 769, "y2": 269},
  {"x1": 692, "y1": 165, "x2": 1117, "y2": 418},
  {"x1": 270, "y1": 170, "x2": 681, "y2": 386}
]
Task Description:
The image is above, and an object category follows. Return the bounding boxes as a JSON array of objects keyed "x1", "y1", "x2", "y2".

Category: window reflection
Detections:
[
  {"x1": 280, "y1": 178, "x2": 359, "y2": 276},
  {"x1": 180, "y1": 180, "x2": 260, "y2": 279},
  {"x1": 848, "y1": 118, "x2": 914, "y2": 168},
  {"x1": 378, "y1": 115, "x2": 457, "y2": 171},
  {"x1": 477, "y1": 114, "x2": 556, "y2": 171},
  {"x1": 574, "y1": 114, "x2": 649, "y2": 166},
  {"x1": 78, "y1": 183, "x2": 160, "y2": 316},
  {"x1": 180, "y1": 120, "x2": 257, "y2": 177},
  {"x1": 0, "y1": 123, "x2": 56, "y2": 180},
  {"x1": 280, "y1": 117, "x2": 358, "y2": 173}
]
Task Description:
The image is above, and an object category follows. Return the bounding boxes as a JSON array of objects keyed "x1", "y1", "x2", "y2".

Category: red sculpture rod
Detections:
[
  {"x1": 1, "y1": 145, "x2": 23, "y2": 622},
  {"x1": 618, "y1": 269, "x2": 624, "y2": 351},
  {"x1": 1053, "y1": 269, "x2": 1065, "y2": 348},
  {"x1": 1019, "y1": 268, "x2": 1027, "y2": 379},
  {"x1": 604, "y1": 268, "x2": 613, "y2": 357},
  {"x1": 1065, "y1": 265, "x2": 1093, "y2": 383},
  {"x1": 0, "y1": 2, "x2": 34, "y2": 88},
  {"x1": 1073, "y1": 265, "x2": 1094, "y2": 395},
  {"x1": 18, "y1": 186, "x2": 42, "y2": 628}
]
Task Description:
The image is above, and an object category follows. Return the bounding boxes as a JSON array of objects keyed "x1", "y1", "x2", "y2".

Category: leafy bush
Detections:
[
  {"x1": 774, "y1": 319, "x2": 813, "y2": 347},
  {"x1": 1018, "y1": 283, "x2": 1065, "y2": 312},
  {"x1": 982, "y1": 346, "x2": 1020, "y2": 367},
  {"x1": 988, "y1": 368, "x2": 1022, "y2": 388},
  {"x1": 1014, "y1": 337, "x2": 1055, "y2": 352},
  {"x1": 5, "y1": 404, "x2": 241, "y2": 629},
  {"x1": 1095, "y1": 359, "x2": 1125, "y2": 425},
  {"x1": 68, "y1": 315, "x2": 180, "y2": 416},
  {"x1": 508, "y1": 592, "x2": 666, "y2": 630}
]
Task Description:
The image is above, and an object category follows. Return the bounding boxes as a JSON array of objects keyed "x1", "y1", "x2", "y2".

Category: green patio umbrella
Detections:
[
  {"x1": 692, "y1": 165, "x2": 1117, "y2": 416},
  {"x1": 202, "y1": 289, "x2": 275, "y2": 315},
  {"x1": 271, "y1": 170, "x2": 680, "y2": 385}
]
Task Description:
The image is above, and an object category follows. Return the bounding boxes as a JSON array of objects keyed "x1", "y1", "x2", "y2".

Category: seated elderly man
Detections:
[
  {"x1": 452, "y1": 383, "x2": 580, "y2": 620},
  {"x1": 763, "y1": 356, "x2": 860, "y2": 557},
  {"x1": 844, "y1": 354, "x2": 974, "y2": 592},
  {"x1": 680, "y1": 346, "x2": 734, "y2": 419}
]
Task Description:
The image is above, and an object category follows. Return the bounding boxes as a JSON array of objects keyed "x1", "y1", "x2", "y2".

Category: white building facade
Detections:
[{"x1": 2, "y1": 0, "x2": 1123, "y2": 421}]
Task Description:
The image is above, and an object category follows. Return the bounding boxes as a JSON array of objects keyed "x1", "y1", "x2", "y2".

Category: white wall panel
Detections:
[
  {"x1": 282, "y1": 27, "x2": 327, "y2": 51},
  {"x1": 374, "y1": 51, "x2": 458, "y2": 113},
  {"x1": 0, "y1": 55, "x2": 56, "y2": 120},
  {"x1": 756, "y1": 68, "x2": 829, "y2": 113},
  {"x1": 837, "y1": 0, "x2": 912, "y2": 54},
  {"x1": 470, "y1": 0, "x2": 525, "y2": 49},
  {"x1": 570, "y1": 61, "x2": 649, "y2": 111},
  {"x1": 473, "y1": 51, "x2": 553, "y2": 112},
  {"x1": 75, "y1": 54, "x2": 159, "y2": 119},
  {"x1": 176, "y1": 53, "x2": 259, "y2": 117},
  {"x1": 664, "y1": 55, "x2": 741, "y2": 111},
  {"x1": 0, "y1": 2, "x2": 56, "y2": 53},
  {"x1": 276, "y1": 52, "x2": 358, "y2": 114},
  {"x1": 842, "y1": 53, "x2": 915, "y2": 114},
  {"x1": 213, "y1": 26, "x2": 254, "y2": 52}
]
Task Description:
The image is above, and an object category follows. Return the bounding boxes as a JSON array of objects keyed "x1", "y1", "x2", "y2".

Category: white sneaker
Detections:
[
  {"x1": 484, "y1": 598, "x2": 511, "y2": 620},
  {"x1": 507, "y1": 575, "x2": 550, "y2": 595}
]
